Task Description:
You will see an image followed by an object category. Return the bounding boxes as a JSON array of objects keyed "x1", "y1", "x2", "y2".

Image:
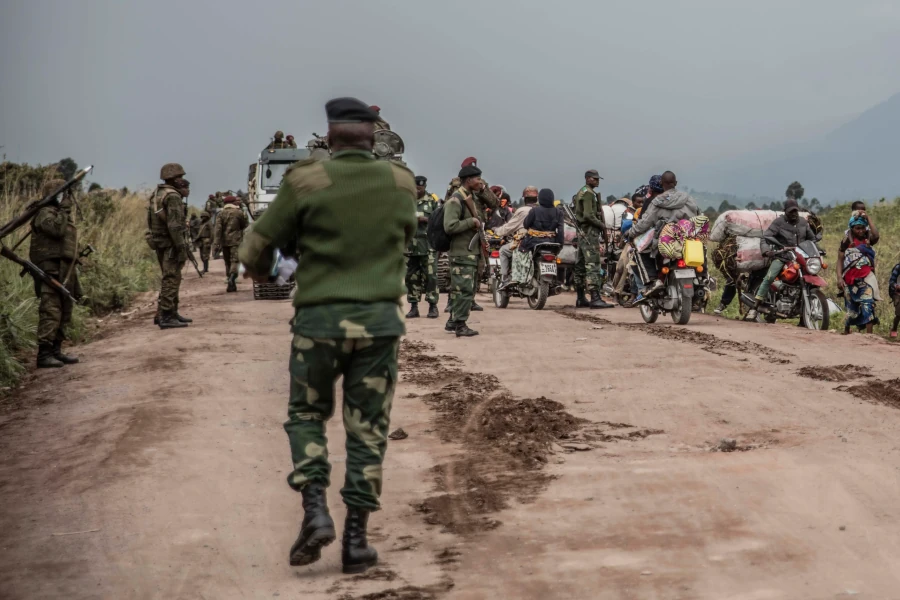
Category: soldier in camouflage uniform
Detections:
[
  {"x1": 147, "y1": 163, "x2": 191, "y2": 329},
  {"x1": 573, "y1": 169, "x2": 614, "y2": 309},
  {"x1": 405, "y1": 175, "x2": 439, "y2": 319},
  {"x1": 214, "y1": 195, "x2": 249, "y2": 292},
  {"x1": 442, "y1": 164, "x2": 485, "y2": 337},
  {"x1": 29, "y1": 179, "x2": 81, "y2": 368},
  {"x1": 195, "y1": 211, "x2": 213, "y2": 273},
  {"x1": 267, "y1": 130, "x2": 290, "y2": 150},
  {"x1": 189, "y1": 214, "x2": 201, "y2": 250},
  {"x1": 239, "y1": 97, "x2": 416, "y2": 574}
]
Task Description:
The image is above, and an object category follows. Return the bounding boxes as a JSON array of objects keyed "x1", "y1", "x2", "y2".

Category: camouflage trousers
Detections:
[
  {"x1": 405, "y1": 253, "x2": 438, "y2": 305},
  {"x1": 286, "y1": 335, "x2": 399, "y2": 511},
  {"x1": 34, "y1": 262, "x2": 77, "y2": 345},
  {"x1": 222, "y1": 245, "x2": 240, "y2": 277},
  {"x1": 155, "y1": 247, "x2": 184, "y2": 312},
  {"x1": 574, "y1": 228, "x2": 604, "y2": 292},
  {"x1": 449, "y1": 255, "x2": 478, "y2": 323},
  {"x1": 198, "y1": 239, "x2": 211, "y2": 262}
]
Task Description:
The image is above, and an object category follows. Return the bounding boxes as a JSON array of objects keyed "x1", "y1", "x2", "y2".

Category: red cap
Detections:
[
  {"x1": 370, "y1": 105, "x2": 381, "y2": 112},
  {"x1": 461, "y1": 156, "x2": 477, "y2": 168},
  {"x1": 489, "y1": 185, "x2": 502, "y2": 195}
]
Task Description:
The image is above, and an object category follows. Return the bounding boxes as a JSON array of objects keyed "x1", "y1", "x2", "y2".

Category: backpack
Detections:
[{"x1": 427, "y1": 203, "x2": 451, "y2": 252}]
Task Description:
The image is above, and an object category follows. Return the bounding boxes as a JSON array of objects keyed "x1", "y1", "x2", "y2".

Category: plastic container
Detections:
[{"x1": 683, "y1": 239, "x2": 704, "y2": 267}]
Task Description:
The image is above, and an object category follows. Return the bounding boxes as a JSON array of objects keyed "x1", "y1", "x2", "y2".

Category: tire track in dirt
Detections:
[
  {"x1": 555, "y1": 307, "x2": 793, "y2": 364},
  {"x1": 353, "y1": 339, "x2": 664, "y2": 599}
]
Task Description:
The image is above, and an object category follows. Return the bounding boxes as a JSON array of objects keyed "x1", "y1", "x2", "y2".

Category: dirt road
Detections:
[{"x1": 3, "y1": 262, "x2": 900, "y2": 600}]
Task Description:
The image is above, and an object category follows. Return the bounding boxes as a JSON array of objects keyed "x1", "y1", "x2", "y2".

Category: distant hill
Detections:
[{"x1": 690, "y1": 92, "x2": 900, "y2": 203}]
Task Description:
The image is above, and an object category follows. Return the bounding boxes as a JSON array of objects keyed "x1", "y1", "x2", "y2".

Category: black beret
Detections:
[
  {"x1": 414, "y1": 175, "x2": 427, "y2": 185},
  {"x1": 458, "y1": 165, "x2": 482, "y2": 179},
  {"x1": 325, "y1": 97, "x2": 379, "y2": 124}
]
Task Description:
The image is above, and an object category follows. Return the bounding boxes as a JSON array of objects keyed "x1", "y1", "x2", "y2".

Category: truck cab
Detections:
[{"x1": 247, "y1": 147, "x2": 316, "y2": 219}]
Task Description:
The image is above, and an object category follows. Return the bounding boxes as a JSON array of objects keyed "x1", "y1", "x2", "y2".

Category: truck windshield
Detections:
[{"x1": 261, "y1": 162, "x2": 292, "y2": 192}]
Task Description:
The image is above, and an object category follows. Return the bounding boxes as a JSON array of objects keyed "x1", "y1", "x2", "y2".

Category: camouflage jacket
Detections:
[
  {"x1": 574, "y1": 185, "x2": 604, "y2": 231},
  {"x1": 29, "y1": 204, "x2": 77, "y2": 264},
  {"x1": 214, "y1": 204, "x2": 248, "y2": 247},
  {"x1": 147, "y1": 185, "x2": 185, "y2": 249},
  {"x1": 443, "y1": 189, "x2": 479, "y2": 258},
  {"x1": 196, "y1": 219, "x2": 213, "y2": 241},
  {"x1": 407, "y1": 193, "x2": 437, "y2": 256}
]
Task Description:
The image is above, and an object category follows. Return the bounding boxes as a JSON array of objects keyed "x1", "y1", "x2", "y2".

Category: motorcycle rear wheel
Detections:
[
  {"x1": 527, "y1": 279, "x2": 549, "y2": 310},
  {"x1": 672, "y1": 295, "x2": 692, "y2": 325},
  {"x1": 491, "y1": 278, "x2": 509, "y2": 309}
]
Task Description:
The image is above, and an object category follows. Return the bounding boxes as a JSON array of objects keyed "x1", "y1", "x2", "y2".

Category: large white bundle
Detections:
[
  {"x1": 735, "y1": 236, "x2": 767, "y2": 272},
  {"x1": 711, "y1": 209, "x2": 815, "y2": 242}
]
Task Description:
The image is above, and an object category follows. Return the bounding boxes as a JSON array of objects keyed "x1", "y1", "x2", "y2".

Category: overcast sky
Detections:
[{"x1": 1, "y1": 0, "x2": 898, "y2": 204}]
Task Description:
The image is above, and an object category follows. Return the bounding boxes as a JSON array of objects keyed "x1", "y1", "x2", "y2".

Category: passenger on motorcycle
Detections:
[
  {"x1": 625, "y1": 171, "x2": 699, "y2": 299},
  {"x1": 488, "y1": 191, "x2": 513, "y2": 229},
  {"x1": 508, "y1": 188, "x2": 564, "y2": 284},
  {"x1": 745, "y1": 198, "x2": 818, "y2": 321},
  {"x1": 613, "y1": 187, "x2": 648, "y2": 296},
  {"x1": 495, "y1": 187, "x2": 539, "y2": 286}
]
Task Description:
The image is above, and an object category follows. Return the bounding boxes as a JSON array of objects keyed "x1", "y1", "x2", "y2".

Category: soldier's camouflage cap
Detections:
[{"x1": 584, "y1": 169, "x2": 603, "y2": 180}]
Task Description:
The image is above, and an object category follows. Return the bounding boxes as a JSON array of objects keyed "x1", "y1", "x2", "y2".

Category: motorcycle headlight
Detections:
[{"x1": 806, "y1": 257, "x2": 822, "y2": 275}]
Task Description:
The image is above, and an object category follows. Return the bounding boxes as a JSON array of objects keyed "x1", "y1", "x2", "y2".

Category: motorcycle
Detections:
[
  {"x1": 492, "y1": 242, "x2": 561, "y2": 311},
  {"x1": 738, "y1": 240, "x2": 830, "y2": 330},
  {"x1": 629, "y1": 240, "x2": 710, "y2": 325}
]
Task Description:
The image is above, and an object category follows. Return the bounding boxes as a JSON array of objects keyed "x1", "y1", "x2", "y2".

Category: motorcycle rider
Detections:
[
  {"x1": 626, "y1": 171, "x2": 699, "y2": 299},
  {"x1": 495, "y1": 187, "x2": 539, "y2": 287},
  {"x1": 745, "y1": 198, "x2": 817, "y2": 321}
]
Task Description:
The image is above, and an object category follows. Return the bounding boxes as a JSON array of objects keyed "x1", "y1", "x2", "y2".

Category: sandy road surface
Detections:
[{"x1": 2, "y1": 261, "x2": 900, "y2": 600}]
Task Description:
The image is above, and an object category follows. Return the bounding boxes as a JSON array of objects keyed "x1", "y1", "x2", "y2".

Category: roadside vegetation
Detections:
[{"x1": 1, "y1": 160, "x2": 158, "y2": 388}]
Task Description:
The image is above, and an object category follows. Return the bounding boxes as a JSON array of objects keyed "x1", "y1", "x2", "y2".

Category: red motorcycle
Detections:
[{"x1": 740, "y1": 240, "x2": 830, "y2": 329}]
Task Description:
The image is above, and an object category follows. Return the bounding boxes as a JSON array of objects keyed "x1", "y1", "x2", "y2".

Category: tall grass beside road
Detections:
[{"x1": 0, "y1": 173, "x2": 158, "y2": 389}]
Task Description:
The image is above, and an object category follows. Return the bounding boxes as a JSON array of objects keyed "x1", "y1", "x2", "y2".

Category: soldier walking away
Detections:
[
  {"x1": 405, "y1": 175, "x2": 440, "y2": 319},
  {"x1": 147, "y1": 163, "x2": 192, "y2": 329},
  {"x1": 195, "y1": 211, "x2": 213, "y2": 273},
  {"x1": 369, "y1": 105, "x2": 391, "y2": 131},
  {"x1": 29, "y1": 179, "x2": 81, "y2": 368},
  {"x1": 443, "y1": 164, "x2": 485, "y2": 337},
  {"x1": 574, "y1": 169, "x2": 614, "y2": 309},
  {"x1": 239, "y1": 97, "x2": 416, "y2": 574},
  {"x1": 214, "y1": 195, "x2": 249, "y2": 292}
]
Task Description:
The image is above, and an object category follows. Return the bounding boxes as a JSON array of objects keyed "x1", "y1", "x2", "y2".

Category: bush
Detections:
[{"x1": 0, "y1": 163, "x2": 158, "y2": 386}]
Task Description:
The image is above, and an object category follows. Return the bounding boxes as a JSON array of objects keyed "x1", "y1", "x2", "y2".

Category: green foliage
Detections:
[
  {"x1": 786, "y1": 181, "x2": 805, "y2": 201},
  {"x1": 1, "y1": 162, "x2": 158, "y2": 386},
  {"x1": 88, "y1": 182, "x2": 102, "y2": 192}
]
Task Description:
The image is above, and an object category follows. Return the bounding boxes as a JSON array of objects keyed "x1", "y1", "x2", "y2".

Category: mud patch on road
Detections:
[
  {"x1": 797, "y1": 365, "x2": 872, "y2": 382},
  {"x1": 343, "y1": 579, "x2": 455, "y2": 600},
  {"x1": 555, "y1": 308, "x2": 792, "y2": 364},
  {"x1": 837, "y1": 378, "x2": 900, "y2": 410},
  {"x1": 399, "y1": 340, "x2": 463, "y2": 387}
]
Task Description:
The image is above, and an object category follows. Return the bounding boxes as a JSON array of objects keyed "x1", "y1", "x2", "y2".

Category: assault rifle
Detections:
[
  {"x1": 0, "y1": 166, "x2": 93, "y2": 303},
  {"x1": 462, "y1": 193, "x2": 488, "y2": 259}
]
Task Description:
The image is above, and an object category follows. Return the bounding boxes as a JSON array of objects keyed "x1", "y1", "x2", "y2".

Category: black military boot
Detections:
[
  {"x1": 455, "y1": 322, "x2": 480, "y2": 337},
  {"x1": 444, "y1": 318, "x2": 457, "y2": 332},
  {"x1": 289, "y1": 484, "x2": 336, "y2": 567},
  {"x1": 37, "y1": 344, "x2": 64, "y2": 369},
  {"x1": 52, "y1": 340, "x2": 79, "y2": 365},
  {"x1": 226, "y1": 273, "x2": 237, "y2": 293},
  {"x1": 405, "y1": 303, "x2": 419, "y2": 319},
  {"x1": 427, "y1": 303, "x2": 439, "y2": 319},
  {"x1": 589, "y1": 290, "x2": 614, "y2": 309},
  {"x1": 174, "y1": 306, "x2": 192, "y2": 323},
  {"x1": 341, "y1": 508, "x2": 378, "y2": 574},
  {"x1": 576, "y1": 287, "x2": 589, "y2": 308},
  {"x1": 470, "y1": 300, "x2": 484, "y2": 311},
  {"x1": 158, "y1": 311, "x2": 188, "y2": 329},
  {"x1": 202, "y1": 260, "x2": 209, "y2": 273}
]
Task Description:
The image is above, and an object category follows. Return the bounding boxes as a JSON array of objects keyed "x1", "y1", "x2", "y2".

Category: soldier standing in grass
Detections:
[
  {"x1": 239, "y1": 97, "x2": 416, "y2": 574},
  {"x1": 214, "y1": 195, "x2": 248, "y2": 292},
  {"x1": 405, "y1": 175, "x2": 439, "y2": 319},
  {"x1": 29, "y1": 179, "x2": 81, "y2": 368},
  {"x1": 195, "y1": 211, "x2": 213, "y2": 273},
  {"x1": 148, "y1": 163, "x2": 191, "y2": 329}
]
